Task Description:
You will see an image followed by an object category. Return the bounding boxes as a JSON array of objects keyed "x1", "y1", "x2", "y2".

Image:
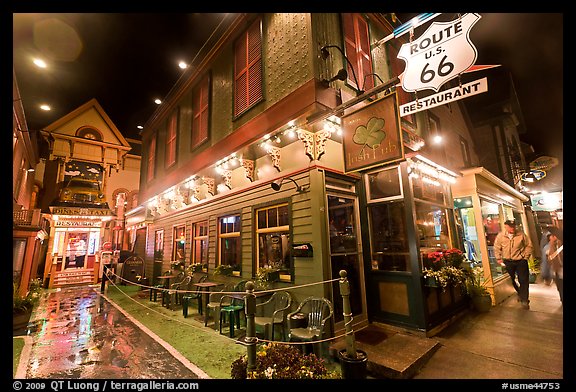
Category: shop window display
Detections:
[
  {"x1": 481, "y1": 199, "x2": 504, "y2": 278},
  {"x1": 454, "y1": 197, "x2": 482, "y2": 267}
]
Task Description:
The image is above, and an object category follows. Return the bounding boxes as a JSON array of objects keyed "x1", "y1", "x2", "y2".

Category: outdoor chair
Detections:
[
  {"x1": 287, "y1": 296, "x2": 334, "y2": 357},
  {"x1": 150, "y1": 270, "x2": 171, "y2": 302},
  {"x1": 218, "y1": 280, "x2": 250, "y2": 338},
  {"x1": 181, "y1": 274, "x2": 207, "y2": 317},
  {"x1": 162, "y1": 275, "x2": 191, "y2": 310},
  {"x1": 254, "y1": 291, "x2": 292, "y2": 341},
  {"x1": 202, "y1": 282, "x2": 235, "y2": 327}
]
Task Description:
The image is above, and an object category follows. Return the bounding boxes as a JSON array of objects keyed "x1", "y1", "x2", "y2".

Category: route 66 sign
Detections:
[{"x1": 398, "y1": 13, "x2": 482, "y2": 92}]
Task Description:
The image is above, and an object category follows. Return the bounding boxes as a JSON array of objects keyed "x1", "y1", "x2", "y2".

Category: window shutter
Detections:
[
  {"x1": 165, "y1": 110, "x2": 177, "y2": 167},
  {"x1": 147, "y1": 134, "x2": 156, "y2": 181},
  {"x1": 234, "y1": 18, "x2": 262, "y2": 117},
  {"x1": 192, "y1": 75, "x2": 209, "y2": 148},
  {"x1": 356, "y1": 15, "x2": 373, "y2": 91},
  {"x1": 342, "y1": 13, "x2": 359, "y2": 89},
  {"x1": 342, "y1": 14, "x2": 374, "y2": 91}
]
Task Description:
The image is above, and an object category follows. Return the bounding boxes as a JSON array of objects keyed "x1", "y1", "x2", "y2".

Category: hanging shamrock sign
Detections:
[{"x1": 342, "y1": 93, "x2": 403, "y2": 173}]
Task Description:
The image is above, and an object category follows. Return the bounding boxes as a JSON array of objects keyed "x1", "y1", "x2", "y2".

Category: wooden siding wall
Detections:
[{"x1": 144, "y1": 168, "x2": 333, "y2": 307}]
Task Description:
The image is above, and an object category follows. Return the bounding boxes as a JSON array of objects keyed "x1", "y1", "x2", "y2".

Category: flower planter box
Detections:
[{"x1": 424, "y1": 276, "x2": 439, "y2": 288}]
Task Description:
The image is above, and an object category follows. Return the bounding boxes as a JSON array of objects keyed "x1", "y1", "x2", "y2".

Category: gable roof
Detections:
[{"x1": 43, "y1": 98, "x2": 131, "y2": 149}]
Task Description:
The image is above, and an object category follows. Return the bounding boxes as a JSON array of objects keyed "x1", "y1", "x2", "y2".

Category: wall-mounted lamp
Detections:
[
  {"x1": 271, "y1": 177, "x2": 309, "y2": 193},
  {"x1": 320, "y1": 45, "x2": 363, "y2": 96},
  {"x1": 321, "y1": 68, "x2": 348, "y2": 88}
]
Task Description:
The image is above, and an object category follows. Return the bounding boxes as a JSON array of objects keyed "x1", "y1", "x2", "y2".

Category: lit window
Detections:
[
  {"x1": 191, "y1": 221, "x2": 209, "y2": 271},
  {"x1": 218, "y1": 215, "x2": 241, "y2": 274},
  {"x1": 255, "y1": 204, "x2": 291, "y2": 281}
]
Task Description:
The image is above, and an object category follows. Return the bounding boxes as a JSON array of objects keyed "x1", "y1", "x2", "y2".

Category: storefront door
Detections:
[{"x1": 327, "y1": 193, "x2": 367, "y2": 330}]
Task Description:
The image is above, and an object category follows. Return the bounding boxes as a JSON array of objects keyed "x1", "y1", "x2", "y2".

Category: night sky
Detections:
[{"x1": 13, "y1": 13, "x2": 563, "y2": 189}]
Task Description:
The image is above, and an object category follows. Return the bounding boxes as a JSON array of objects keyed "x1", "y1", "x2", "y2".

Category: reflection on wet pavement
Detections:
[{"x1": 25, "y1": 286, "x2": 199, "y2": 379}]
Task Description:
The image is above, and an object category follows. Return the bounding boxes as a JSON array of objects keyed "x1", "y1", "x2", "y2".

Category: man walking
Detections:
[{"x1": 494, "y1": 220, "x2": 534, "y2": 309}]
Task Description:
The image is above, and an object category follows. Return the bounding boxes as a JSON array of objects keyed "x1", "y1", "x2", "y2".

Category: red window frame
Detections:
[
  {"x1": 234, "y1": 18, "x2": 263, "y2": 117},
  {"x1": 192, "y1": 75, "x2": 210, "y2": 149}
]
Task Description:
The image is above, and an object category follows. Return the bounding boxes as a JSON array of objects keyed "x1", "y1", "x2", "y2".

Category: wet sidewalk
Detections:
[
  {"x1": 18, "y1": 285, "x2": 204, "y2": 379},
  {"x1": 414, "y1": 280, "x2": 564, "y2": 379}
]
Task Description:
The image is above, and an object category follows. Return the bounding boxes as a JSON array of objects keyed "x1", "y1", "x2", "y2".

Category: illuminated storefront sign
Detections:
[
  {"x1": 50, "y1": 206, "x2": 113, "y2": 216},
  {"x1": 531, "y1": 192, "x2": 562, "y2": 212},
  {"x1": 400, "y1": 77, "x2": 487, "y2": 116},
  {"x1": 341, "y1": 93, "x2": 403, "y2": 173},
  {"x1": 55, "y1": 220, "x2": 102, "y2": 228}
]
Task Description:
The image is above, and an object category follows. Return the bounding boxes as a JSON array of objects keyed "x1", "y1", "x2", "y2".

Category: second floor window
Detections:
[
  {"x1": 342, "y1": 13, "x2": 374, "y2": 92},
  {"x1": 218, "y1": 215, "x2": 241, "y2": 272},
  {"x1": 147, "y1": 133, "x2": 156, "y2": 181},
  {"x1": 192, "y1": 75, "x2": 210, "y2": 149},
  {"x1": 234, "y1": 18, "x2": 263, "y2": 117},
  {"x1": 165, "y1": 109, "x2": 178, "y2": 168}
]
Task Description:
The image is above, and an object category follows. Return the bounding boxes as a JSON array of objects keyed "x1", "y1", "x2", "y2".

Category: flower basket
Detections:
[
  {"x1": 422, "y1": 248, "x2": 469, "y2": 292},
  {"x1": 213, "y1": 264, "x2": 234, "y2": 276},
  {"x1": 231, "y1": 342, "x2": 340, "y2": 379},
  {"x1": 254, "y1": 268, "x2": 280, "y2": 290}
]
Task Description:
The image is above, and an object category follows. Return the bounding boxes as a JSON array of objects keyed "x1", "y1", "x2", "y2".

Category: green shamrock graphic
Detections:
[{"x1": 352, "y1": 117, "x2": 386, "y2": 153}]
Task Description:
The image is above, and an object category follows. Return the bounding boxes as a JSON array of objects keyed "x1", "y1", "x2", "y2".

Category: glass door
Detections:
[{"x1": 327, "y1": 193, "x2": 367, "y2": 327}]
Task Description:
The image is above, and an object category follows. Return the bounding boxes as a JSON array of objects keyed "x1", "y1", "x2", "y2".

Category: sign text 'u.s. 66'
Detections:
[{"x1": 398, "y1": 13, "x2": 482, "y2": 93}]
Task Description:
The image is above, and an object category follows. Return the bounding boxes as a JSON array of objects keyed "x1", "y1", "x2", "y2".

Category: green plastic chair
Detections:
[
  {"x1": 203, "y1": 282, "x2": 235, "y2": 327},
  {"x1": 150, "y1": 270, "x2": 171, "y2": 302},
  {"x1": 254, "y1": 291, "x2": 292, "y2": 341},
  {"x1": 218, "y1": 280, "x2": 249, "y2": 337},
  {"x1": 287, "y1": 297, "x2": 334, "y2": 356},
  {"x1": 181, "y1": 274, "x2": 207, "y2": 317},
  {"x1": 162, "y1": 275, "x2": 190, "y2": 310}
]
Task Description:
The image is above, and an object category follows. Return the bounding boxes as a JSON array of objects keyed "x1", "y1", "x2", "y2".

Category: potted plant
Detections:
[
  {"x1": 13, "y1": 278, "x2": 42, "y2": 331},
  {"x1": 466, "y1": 267, "x2": 492, "y2": 312},
  {"x1": 230, "y1": 342, "x2": 340, "y2": 379}
]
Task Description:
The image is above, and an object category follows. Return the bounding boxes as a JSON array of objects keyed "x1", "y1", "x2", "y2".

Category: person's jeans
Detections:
[
  {"x1": 554, "y1": 277, "x2": 563, "y2": 304},
  {"x1": 504, "y1": 259, "x2": 530, "y2": 302}
]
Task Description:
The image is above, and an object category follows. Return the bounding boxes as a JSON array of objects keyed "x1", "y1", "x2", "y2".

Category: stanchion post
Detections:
[
  {"x1": 101, "y1": 263, "x2": 111, "y2": 293},
  {"x1": 244, "y1": 281, "x2": 257, "y2": 375},
  {"x1": 339, "y1": 270, "x2": 357, "y2": 358}
]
